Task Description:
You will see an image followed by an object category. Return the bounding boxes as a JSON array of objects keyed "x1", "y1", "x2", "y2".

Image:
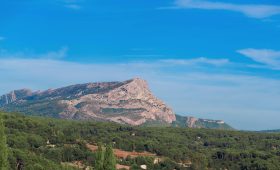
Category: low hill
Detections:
[
  {"x1": 173, "y1": 114, "x2": 233, "y2": 130},
  {"x1": 1, "y1": 112, "x2": 280, "y2": 169},
  {"x1": 259, "y1": 129, "x2": 280, "y2": 133}
]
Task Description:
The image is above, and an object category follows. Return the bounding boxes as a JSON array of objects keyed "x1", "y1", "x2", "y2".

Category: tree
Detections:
[
  {"x1": 103, "y1": 144, "x2": 116, "y2": 170},
  {"x1": 94, "y1": 143, "x2": 104, "y2": 170},
  {"x1": 190, "y1": 153, "x2": 207, "y2": 170},
  {"x1": 0, "y1": 117, "x2": 8, "y2": 170}
]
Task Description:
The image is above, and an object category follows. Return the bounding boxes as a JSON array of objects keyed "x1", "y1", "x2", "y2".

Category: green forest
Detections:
[{"x1": 1, "y1": 112, "x2": 280, "y2": 170}]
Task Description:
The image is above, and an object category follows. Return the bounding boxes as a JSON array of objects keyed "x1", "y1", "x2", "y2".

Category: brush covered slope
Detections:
[
  {"x1": 0, "y1": 78, "x2": 232, "y2": 129},
  {"x1": 1, "y1": 112, "x2": 280, "y2": 170}
]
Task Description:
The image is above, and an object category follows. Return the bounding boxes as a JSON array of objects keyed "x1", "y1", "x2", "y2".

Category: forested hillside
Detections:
[{"x1": 1, "y1": 112, "x2": 280, "y2": 170}]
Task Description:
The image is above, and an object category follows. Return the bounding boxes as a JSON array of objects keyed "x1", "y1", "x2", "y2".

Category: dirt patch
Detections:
[
  {"x1": 61, "y1": 161, "x2": 88, "y2": 169},
  {"x1": 86, "y1": 144, "x2": 156, "y2": 159},
  {"x1": 116, "y1": 164, "x2": 130, "y2": 170}
]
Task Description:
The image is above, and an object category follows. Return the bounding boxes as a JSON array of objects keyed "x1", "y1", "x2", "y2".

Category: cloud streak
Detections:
[
  {"x1": 0, "y1": 47, "x2": 68, "y2": 59},
  {"x1": 0, "y1": 37, "x2": 5, "y2": 41},
  {"x1": 167, "y1": 0, "x2": 280, "y2": 19},
  {"x1": 62, "y1": 0, "x2": 83, "y2": 10},
  {"x1": 39, "y1": 47, "x2": 68, "y2": 59},
  {"x1": 238, "y1": 48, "x2": 280, "y2": 70},
  {"x1": 64, "y1": 4, "x2": 82, "y2": 10},
  {"x1": 0, "y1": 55, "x2": 280, "y2": 130},
  {"x1": 161, "y1": 57, "x2": 229, "y2": 66}
]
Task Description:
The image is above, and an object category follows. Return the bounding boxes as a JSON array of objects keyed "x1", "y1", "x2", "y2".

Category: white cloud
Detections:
[
  {"x1": 161, "y1": 57, "x2": 229, "y2": 66},
  {"x1": 237, "y1": 48, "x2": 280, "y2": 70},
  {"x1": 63, "y1": 0, "x2": 80, "y2": 3},
  {"x1": 64, "y1": 4, "x2": 82, "y2": 10},
  {"x1": 167, "y1": 0, "x2": 280, "y2": 19},
  {"x1": 39, "y1": 47, "x2": 68, "y2": 59},
  {"x1": 0, "y1": 47, "x2": 68, "y2": 59},
  {"x1": 0, "y1": 56, "x2": 280, "y2": 130},
  {"x1": 62, "y1": 0, "x2": 82, "y2": 10}
]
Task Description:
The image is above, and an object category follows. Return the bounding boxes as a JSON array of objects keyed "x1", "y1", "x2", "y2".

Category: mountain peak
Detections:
[
  {"x1": 129, "y1": 77, "x2": 147, "y2": 84},
  {"x1": 124, "y1": 78, "x2": 149, "y2": 90}
]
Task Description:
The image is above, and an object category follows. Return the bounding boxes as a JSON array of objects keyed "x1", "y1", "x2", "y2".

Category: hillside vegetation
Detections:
[{"x1": 1, "y1": 112, "x2": 280, "y2": 169}]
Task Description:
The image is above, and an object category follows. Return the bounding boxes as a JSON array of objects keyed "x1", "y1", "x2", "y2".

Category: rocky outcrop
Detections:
[
  {"x1": 0, "y1": 89, "x2": 32, "y2": 107},
  {"x1": 0, "y1": 78, "x2": 176, "y2": 126},
  {"x1": 186, "y1": 117, "x2": 227, "y2": 128},
  {"x1": 173, "y1": 114, "x2": 233, "y2": 130},
  {"x1": 186, "y1": 117, "x2": 198, "y2": 128}
]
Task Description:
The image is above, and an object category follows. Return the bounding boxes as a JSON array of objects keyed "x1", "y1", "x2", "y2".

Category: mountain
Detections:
[
  {"x1": 0, "y1": 78, "x2": 176, "y2": 125},
  {"x1": 259, "y1": 129, "x2": 280, "y2": 133},
  {"x1": 173, "y1": 115, "x2": 233, "y2": 130},
  {"x1": 0, "y1": 78, "x2": 232, "y2": 129}
]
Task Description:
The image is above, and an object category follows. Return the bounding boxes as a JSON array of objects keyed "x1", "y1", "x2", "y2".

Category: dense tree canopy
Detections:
[
  {"x1": 1, "y1": 112, "x2": 280, "y2": 170},
  {"x1": 103, "y1": 145, "x2": 116, "y2": 170},
  {"x1": 94, "y1": 143, "x2": 104, "y2": 170},
  {"x1": 0, "y1": 116, "x2": 8, "y2": 170}
]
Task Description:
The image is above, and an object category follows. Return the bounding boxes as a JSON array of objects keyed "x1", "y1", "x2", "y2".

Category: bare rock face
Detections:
[
  {"x1": 0, "y1": 89, "x2": 32, "y2": 107},
  {"x1": 186, "y1": 117, "x2": 198, "y2": 128},
  {"x1": 0, "y1": 78, "x2": 176, "y2": 126},
  {"x1": 183, "y1": 116, "x2": 232, "y2": 129},
  {"x1": 58, "y1": 78, "x2": 176, "y2": 125}
]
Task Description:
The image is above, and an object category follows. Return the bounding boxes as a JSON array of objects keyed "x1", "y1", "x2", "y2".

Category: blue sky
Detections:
[{"x1": 1, "y1": 0, "x2": 280, "y2": 130}]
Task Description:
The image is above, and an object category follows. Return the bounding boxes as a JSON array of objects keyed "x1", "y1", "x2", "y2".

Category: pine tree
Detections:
[
  {"x1": 0, "y1": 117, "x2": 8, "y2": 170},
  {"x1": 103, "y1": 144, "x2": 116, "y2": 170},
  {"x1": 94, "y1": 143, "x2": 104, "y2": 170}
]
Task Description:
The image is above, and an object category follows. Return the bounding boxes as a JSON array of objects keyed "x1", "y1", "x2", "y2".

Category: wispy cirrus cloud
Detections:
[
  {"x1": 0, "y1": 56, "x2": 280, "y2": 130},
  {"x1": 237, "y1": 48, "x2": 280, "y2": 70},
  {"x1": 64, "y1": 4, "x2": 82, "y2": 10},
  {"x1": 0, "y1": 47, "x2": 68, "y2": 59},
  {"x1": 163, "y1": 0, "x2": 280, "y2": 19},
  {"x1": 1, "y1": 47, "x2": 280, "y2": 130},
  {"x1": 62, "y1": 0, "x2": 82, "y2": 10},
  {"x1": 39, "y1": 47, "x2": 68, "y2": 59},
  {"x1": 161, "y1": 57, "x2": 229, "y2": 66}
]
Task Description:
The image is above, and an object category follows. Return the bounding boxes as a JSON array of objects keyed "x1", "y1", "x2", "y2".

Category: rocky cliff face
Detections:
[
  {"x1": 0, "y1": 78, "x2": 176, "y2": 126},
  {"x1": 173, "y1": 115, "x2": 233, "y2": 130},
  {"x1": 186, "y1": 117, "x2": 227, "y2": 128},
  {"x1": 0, "y1": 89, "x2": 32, "y2": 107}
]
